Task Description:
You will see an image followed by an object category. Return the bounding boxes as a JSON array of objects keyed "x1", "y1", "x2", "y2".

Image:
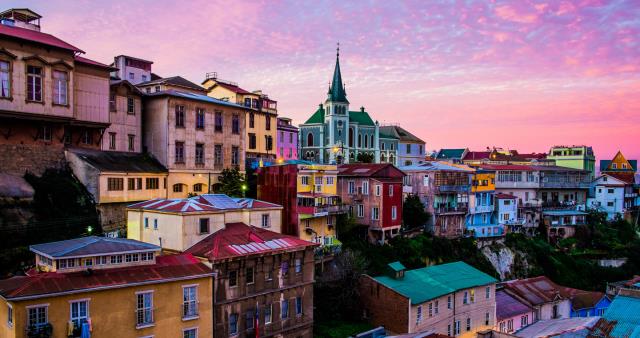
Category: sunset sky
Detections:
[{"x1": 11, "y1": 0, "x2": 640, "y2": 161}]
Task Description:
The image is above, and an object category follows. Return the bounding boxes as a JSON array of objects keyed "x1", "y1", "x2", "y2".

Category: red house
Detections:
[{"x1": 337, "y1": 163, "x2": 405, "y2": 244}]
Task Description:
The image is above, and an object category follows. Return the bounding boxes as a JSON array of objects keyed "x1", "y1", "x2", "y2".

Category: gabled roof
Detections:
[
  {"x1": 388, "y1": 261, "x2": 406, "y2": 272},
  {"x1": 185, "y1": 222, "x2": 317, "y2": 261},
  {"x1": 304, "y1": 105, "x2": 325, "y2": 124},
  {"x1": 463, "y1": 151, "x2": 491, "y2": 161},
  {"x1": 379, "y1": 125, "x2": 424, "y2": 144},
  {"x1": 600, "y1": 151, "x2": 637, "y2": 173},
  {"x1": 436, "y1": 148, "x2": 467, "y2": 160},
  {"x1": 0, "y1": 23, "x2": 84, "y2": 53},
  {"x1": 496, "y1": 289, "x2": 534, "y2": 321},
  {"x1": 564, "y1": 288, "x2": 606, "y2": 311},
  {"x1": 110, "y1": 79, "x2": 143, "y2": 96},
  {"x1": 144, "y1": 89, "x2": 245, "y2": 109},
  {"x1": 67, "y1": 147, "x2": 167, "y2": 173},
  {"x1": 593, "y1": 174, "x2": 627, "y2": 186},
  {"x1": 502, "y1": 276, "x2": 569, "y2": 306},
  {"x1": 30, "y1": 236, "x2": 159, "y2": 259},
  {"x1": 128, "y1": 194, "x2": 281, "y2": 213},
  {"x1": 138, "y1": 76, "x2": 204, "y2": 92},
  {"x1": 372, "y1": 261, "x2": 497, "y2": 305},
  {"x1": 74, "y1": 56, "x2": 116, "y2": 71},
  {"x1": 338, "y1": 163, "x2": 405, "y2": 178},
  {"x1": 210, "y1": 81, "x2": 253, "y2": 95},
  {"x1": 349, "y1": 109, "x2": 375, "y2": 126},
  {"x1": 0, "y1": 254, "x2": 211, "y2": 300}
]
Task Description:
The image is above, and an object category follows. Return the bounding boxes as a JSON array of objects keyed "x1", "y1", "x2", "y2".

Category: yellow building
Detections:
[
  {"x1": 472, "y1": 169, "x2": 496, "y2": 193},
  {"x1": 202, "y1": 74, "x2": 278, "y2": 164},
  {"x1": 0, "y1": 237, "x2": 213, "y2": 338}
]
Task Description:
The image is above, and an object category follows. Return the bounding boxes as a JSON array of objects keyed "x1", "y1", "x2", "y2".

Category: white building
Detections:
[{"x1": 588, "y1": 174, "x2": 626, "y2": 220}]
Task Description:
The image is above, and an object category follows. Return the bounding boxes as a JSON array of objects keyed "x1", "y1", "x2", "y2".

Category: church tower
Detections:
[{"x1": 324, "y1": 44, "x2": 350, "y2": 163}]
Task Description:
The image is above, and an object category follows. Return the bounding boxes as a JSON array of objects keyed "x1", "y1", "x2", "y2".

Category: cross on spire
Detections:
[{"x1": 337, "y1": 42, "x2": 340, "y2": 57}]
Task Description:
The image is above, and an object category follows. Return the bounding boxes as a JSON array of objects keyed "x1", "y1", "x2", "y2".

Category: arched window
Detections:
[
  {"x1": 307, "y1": 133, "x2": 314, "y2": 147},
  {"x1": 370, "y1": 135, "x2": 374, "y2": 148},
  {"x1": 173, "y1": 184, "x2": 184, "y2": 193},
  {"x1": 193, "y1": 183, "x2": 204, "y2": 192},
  {"x1": 381, "y1": 142, "x2": 385, "y2": 150},
  {"x1": 364, "y1": 135, "x2": 368, "y2": 148},
  {"x1": 358, "y1": 134, "x2": 362, "y2": 148},
  {"x1": 348, "y1": 128, "x2": 354, "y2": 147},
  {"x1": 381, "y1": 153, "x2": 386, "y2": 162},
  {"x1": 390, "y1": 154, "x2": 395, "y2": 164}
]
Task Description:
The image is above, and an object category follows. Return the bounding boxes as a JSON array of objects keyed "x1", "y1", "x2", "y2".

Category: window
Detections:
[
  {"x1": 81, "y1": 130, "x2": 93, "y2": 145},
  {"x1": 246, "y1": 267, "x2": 254, "y2": 284},
  {"x1": 183, "y1": 328, "x2": 197, "y2": 338},
  {"x1": 281, "y1": 299, "x2": 289, "y2": 319},
  {"x1": 289, "y1": 132, "x2": 293, "y2": 143},
  {"x1": 466, "y1": 318, "x2": 471, "y2": 331},
  {"x1": 175, "y1": 142, "x2": 185, "y2": 163},
  {"x1": 195, "y1": 143, "x2": 204, "y2": 164},
  {"x1": 108, "y1": 178, "x2": 124, "y2": 191},
  {"x1": 261, "y1": 214, "x2": 270, "y2": 228},
  {"x1": 266, "y1": 115, "x2": 271, "y2": 130},
  {"x1": 232, "y1": 114, "x2": 240, "y2": 134},
  {"x1": 607, "y1": 201, "x2": 614, "y2": 207},
  {"x1": 507, "y1": 319, "x2": 513, "y2": 332},
  {"x1": 428, "y1": 303, "x2": 433, "y2": 317},
  {"x1": 486, "y1": 312, "x2": 490, "y2": 325},
  {"x1": 362, "y1": 181, "x2": 369, "y2": 195},
  {"x1": 435, "y1": 300, "x2": 439, "y2": 314},
  {"x1": 37, "y1": 125, "x2": 52, "y2": 142},
  {"x1": 281, "y1": 261, "x2": 289, "y2": 276},
  {"x1": 375, "y1": 185, "x2": 381, "y2": 196},
  {"x1": 196, "y1": 108, "x2": 205, "y2": 129},
  {"x1": 183, "y1": 286, "x2": 198, "y2": 318},
  {"x1": 266, "y1": 135, "x2": 273, "y2": 151},
  {"x1": 371, "y1": 207, "x2": 379, "y2": 220},
  {"x1": 448, "y1": 324, "x2": 452, "y2": 336},
  {"x1": 136, "y1": 292, "x2": 153, "y2": 326},
  {"x1": 128, "y1": 72, "x2": 134, "y2": 80},
  {"x1": 153, "y1": 219, "x2": 158, "y2": 230},
  {"x1": 146, "y1": 178, "x2": 159, "y2": 190},
  {"x1": 111, "y1": 255, "x2": 123, "y2": 264},
  {"x1": 214, "y1": 144, "x2": 223, "y2": 166},
  {"x1": 264, "y1": 304, "x2": 272, "y2": 324},
  {"x1": 295, "y1": 297, "x2": 303, "y2": 316},
  {"x1": 154, "y1": 85, "x2": 160, "y2": 92},
  {"x1": 423, "y1": 175, "x2": 430, "y2": 186},
  {"x1": 127, "y1": 97, "x2": 135, "y2": 114},
  {"x1": 520, "y1": 314, "x2": 528, "y2": 327},
  {"x1": 52, "y1": 70, "x2": 68, "y2": 105},
  {"x1": 84, "y1": 258, "x2": 93, "y2": 267},
  {"x1": 252, "y1": 98, "x2": 258, "y2": 108},
  {"x1": 214, "y1": 112, "x2": 223, "y2": 132},
  {"x1": 175, "y1": 105, "x2": 185, "y2": 127},
  {"x1": 348, "y1": 181, "x2": 355, "y2": 194},
  {"x1": 454, "y1": 320, "x2": 460, "y2": 335},
  {"x1": 26, "y1": 65, "x2": 43, "y2": 102},
  {"x1": 145, "y1": 87, "x2": 150, "y2": 93},
  {"x1": 608, "y1": 188, "x2": 614, "y2": 194},
  {"x1": 357, "y1": 204, "x2": 364, "y2": 218},
  {"x1": 389, "y1": 185, "x2": 393, "y2": 196},
  {"x1": 70, "y1": 300, "x2": 89, "y2": 327},
  {"x1": 463, "y1": 291, "x2": 468, "y2": 304},
  {"x1": 229, "y1": 313, "x2": 238, "y2": 335},
  {"x1": 417, "y1": 305, "x2": 422, "y2": 324},
  {"x1": 7, "y1": 304, "x2": 12, "y2": 327},
  {"x1": 249, "y1": 112, "x2": 255, "y2": 128},
  {"x1": 193, "y1": 183, "x2": 204, "y2": 192},
  {"x1": 128, "y1": 134, "x2": 135, "y2": 151},
  {"x1": 199, "y1": 218, "x2": 210, "y2": 234},
  {"x1": 248, "y1": 133, "x2": 256, "y2": 149},
  {"x1": 141, "y1": 252, "x2": 154, "y2": 261},
  {"x1": 229, "y1": 270, "x2": 237, "y2": 287},
  {"x1": 141, "y1": 75, "x2": 147, "y2": 82},
  {"x1": 486, "y1": 286, "x2": 491, "y2": 299},
  {"x1": 109, "y1": 132, "x2": 116, "y2": 150},
  {"x1": 0, "y1": 60, "x2": 10, "y2": 98},
  {"x1": 27, "y1": 305, "x2": 47, "y2": 328},
  {"x1": 246, "y1": 309, "x2": 254, "y2": 330},
  {"x1": 295, "y1": 258, "x2": 302, "y2": 273},
  {"x1": 301, "y1": 176, "x2": 309, "y2": 185},
  {"x1": 391, "y1": 206, "x2": 397, "y2": 220},
  {"x1": 406, "y1": 144, "x2": 411, "y2": 153},
  {"x1": 470, "y1": 289, "x2": 475, "y2": 303},
  {"x1": 231, "y1": 146, "x2": 239, "y2": 166}
]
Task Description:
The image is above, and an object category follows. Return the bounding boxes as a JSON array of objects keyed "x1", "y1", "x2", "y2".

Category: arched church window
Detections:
[{"x1": 307, "y1": 133, "x2": 314, "y2": 147}]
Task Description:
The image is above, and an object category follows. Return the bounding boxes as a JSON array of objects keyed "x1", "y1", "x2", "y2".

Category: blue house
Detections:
[
  {"x1": 569, "y1": 290, "x2": 611, "y2": 317},
  {"x1": 590, "y1": 291, "x2": 640, "y2": 337}
]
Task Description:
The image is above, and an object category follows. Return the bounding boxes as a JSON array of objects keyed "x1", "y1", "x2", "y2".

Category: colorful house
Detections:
[
  {"x1": 502, "y1": 276, "x2": 572, "y2": 321},
  {"x1": 379, "y1": 125, "x2": 425, "y2": 167},
  {"x1": 435, "y1": 148, "x2": 468, "y2": 164},
  {"x1": 0, "y1": 236, "x2": 213, "y2": 338},
  {"x1": 547, "y1": 145, "x2": 596, "y2": 179},
  {"x1": 466, "y1": 169, "x2": 504, "y2": 241},
  {"x1": 588, "y1": 174, "x2": 627, "y2": 220},
  {"x1": 495, "y1": 193, "x2": 524, "y2": 233},
  {"x1": 542, "y1": 210, "x2": 587, "y2": 242},
  {"x1": 600, "y1": 150, "x2": 638, "y2": 211},
  {"x1": 359, "y1": 261, "x2": 497, "y2": 337},
  {"x1": 590, "y1": 289, "x2": 640, "y2": 337},
  {"x1": 495, "y1": 289, "x2": 535, "y2": 334},
  {"x1": 336, "y1": 163, "x2": 405, "y2": 244},
  {"x1": 276, "y1": 117, "x2": 298, "y2": 161},
  {"x1": 257, "y1": 161, "x2": 346, "y2": 255}
]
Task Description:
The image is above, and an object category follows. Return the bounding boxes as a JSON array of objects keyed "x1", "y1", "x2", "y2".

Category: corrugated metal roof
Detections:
[
  {"x1": 372, "y1": 261, "x2": 497, "y2": 305},
  {"x1": 68, "y1": 147, "x2": 167, "y2": 173},
  {"x1": 0, "y1": 23, "x2": 84, "y2": 52},
  {"x1": 496, "y1": 289, "x2": 534, "y2": 320},
  {"x1": 399, "y1": 161, "x2": 474, "y2": 172},
  {"x1": 602, "y1": 295, "x2": 640, "y2": 337},
  {"x1": 30, "y1": 236, "x2": 159, "y2": 258},
  {"x1": 145, "y1": 89, "x2": 245, "y2": 109}
]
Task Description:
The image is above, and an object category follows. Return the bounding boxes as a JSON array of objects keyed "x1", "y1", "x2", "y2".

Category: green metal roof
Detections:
[
  {"x1": 388, "y1": 261, "x2": 406, "y2": 272},
  {"x1": 349, "y1": 110, "x2": 375, "y2": 126},
  {"x1": 437, "y1": 148, "x2": 467, "y2": 160},
  {"x1": 372, "y1": 261, "x2": 497, "y2": 305},
  {"x1": 602, "y1": 295, "x2": 640, "y2": 337},
  {"x1": 379, "y1": 129, "x2": 398, "y2": 139},
  {"x1": 304, "y1": 105, "x2": 325, "y2": 124}
]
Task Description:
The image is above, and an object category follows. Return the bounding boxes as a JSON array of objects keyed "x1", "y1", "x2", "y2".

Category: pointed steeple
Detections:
[{"x1": 329, "y1": 43, "x2": 349, "y2": 103}]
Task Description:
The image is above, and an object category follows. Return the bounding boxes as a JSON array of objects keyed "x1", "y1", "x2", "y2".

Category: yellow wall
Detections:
[
  {"x1": 472, "y1": 172, "x2": 495, "y2": 192},
  {"x1": 99, "y1": 173, "x2": 168, "y2": 203},
  {"x1": 298, "y1": 215, "x2": 336, "y2": 244},
  {"x1": 1, "y1": 276, "x2": 212, "y2": 338},
  {"x1": 297, "y1": 165, "x2": 338, "y2": 195}
]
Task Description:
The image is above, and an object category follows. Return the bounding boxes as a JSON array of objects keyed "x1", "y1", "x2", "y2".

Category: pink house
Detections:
[{"x1": 277, "y1": 117, "x2": 298, "y2": 160}]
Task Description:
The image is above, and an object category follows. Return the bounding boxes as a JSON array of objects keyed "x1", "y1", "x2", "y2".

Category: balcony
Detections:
[
  {"x1": 625, "y1": 192, "x2": 638, "y2": 198},
  {"x1": 136, "y1": 308, "x2": 154, "y2": 328},
  {"x1": 540, "y1": 181, "x2": 590, "y2": 189},
  {"x1": 436, "y1": 185, "x2": 470, "y2": 193},
  {"x1": 298, "y1": 204, "x2": 347, "y2": 217},
  {"x1": 434, "y1": 205, "x2": 468, "y2": 214},
  {"x1": 502, "y1": 218, "x2": 526, "y2": 226},
  {"x1": 470, "y1": 205, "x2": 494, "y2": 213}
]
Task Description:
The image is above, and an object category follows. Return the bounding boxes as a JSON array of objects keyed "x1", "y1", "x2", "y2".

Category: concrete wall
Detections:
[{"x1": 103, "y1": 84, "x2": 142, "y2": 152}]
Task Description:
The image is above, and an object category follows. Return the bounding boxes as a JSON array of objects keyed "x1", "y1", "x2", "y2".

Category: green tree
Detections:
[
  {"x1": 217, "y1": 167, "x2": 247, "y2": 197},
  {"x1": 356, "y1": 153, "x2": 374, "y2": 163},
  {"x1": 403, "y1": 194, "x2": 430, "y2": 230}
]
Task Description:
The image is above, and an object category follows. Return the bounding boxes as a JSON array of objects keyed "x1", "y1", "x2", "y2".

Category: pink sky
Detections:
[{"x1": 12, "y1": 0, "x2": 640, "y2": 161}]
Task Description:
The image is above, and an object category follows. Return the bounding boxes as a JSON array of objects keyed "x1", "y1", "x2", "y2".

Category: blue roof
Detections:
[
  {"x1": 30, "y1": 236, "x2": 159, "y2": 258},
  {"x1": 147, "y1": 90, "x2": 245, "y2": 109},
  {"x1": 436, "y1": 148, "x2": 467, "y2": 159},
  {"x1": 602, "y1": 295, "x2": 640, "y2": 338}
]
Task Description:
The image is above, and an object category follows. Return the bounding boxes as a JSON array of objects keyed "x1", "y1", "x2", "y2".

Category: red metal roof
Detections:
[
  {"x1": 74, "y1": 56, "x2": 115, "y2": 70},
  {"x1": 337, "y1": 163, "x2": 405, "y2": 178},
  {"x1": 128, "y1": 195, "x2": 281, "y2": 213},
  {"x1": 214, "y1": 81, "x2": 252, "y2": 95},
  {"x1": 463, "y1": 151, "x2": 491, "y2": 161},
  {"x1": 494, "y1": 193, "x2": 517, "y2": 199},
  {"x1": 128, "y1": 198, "x2": 221, "y2": 212},
  {"x1": 0, "y1": 24, "x2": 84, "y2": 53},
  {"x1": 503, "y1": 276, "x2": 568, "y2": 306},
  {"x1": 185, "y1": 222, "x2": 317, "y2": 261},
  {"x1": 0, "y1": 254, "x2": 212, "y2": 300}
]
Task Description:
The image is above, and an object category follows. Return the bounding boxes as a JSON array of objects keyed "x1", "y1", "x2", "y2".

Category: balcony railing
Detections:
[
  {"x1": 502, "y1": 218, "x2": 526, "y2": 225},
  {"x1": 434, "y1": 205, "x2": 468, "y2": 214},
  {"x1": 469, "y1": 205, "x2": 494, "y2": 213},
  {"x1": 26, "y1": 323, "x2": 53, "y2": 338},
  {"x1": 183, "y1": 302, "x2": 199, "y2": 319},
  {"x1": 436, "y1": 185, "x2": 470, "y2": 193},
  {"x1": 298, "y1": 204, "x2": 348, "y2": 216},
  {"x1": 136, "y1": 308, "x2": 154, "y2": 328}
]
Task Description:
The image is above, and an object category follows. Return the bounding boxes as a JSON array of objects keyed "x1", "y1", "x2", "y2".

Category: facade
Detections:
[
  {"x1": 568, "y1": 291, "x2": 610, "y2": 317},
  {"x1": 542, "y1": 210, "x2": 586, "y2": 242},
  {"x1": 257, "y1": 162, "x2": 345, "y2": 256},
  {"x1": 336, "y1": 163, "x2": 405, "y2": 243},
  {"x1": 467, "y1": 169, "x2": 504, "y2": 241},
  {"x1": 378, "y1": 128, "x2": 400, "y2": 166},
  {"x1": 66, "y1": 148, "x2": 168, "y2": 235},
  {"x1": 502, "y1": 276, "x2": 572, "y2": 321},
  {"x1": 606, "y1": 275, "x2": 640, "y2": 298},
  {"x1": 495, "y1": 194, "x2": 524, "y2": 233},
  {"x1": 299, "y1": 48, "x2": 395, "y2": 164},
  {"x1": 0, "y1": 11, "x2": 113, "y2": 176},
  {"x1": 360, "y1": 261, "x2": 497, "y2": 336},
  {"x1": 143, "y1": 90, "x2": 245, "y2": 198},
  {"x1": 203, "y1": 74, "x2": 277, "y2": 167},
  {"x1": 277, "y1": 117, "x2": 298, "y2": 161},
  {"x1": 495, "y1": 289, "x2": 535, "y2": 334},
  {"x1": 138, "y1": 75, "x2": 205, "y2": 95},
  {"x1": 185, "y1": 222, "x2": 317, "y2": 338},
  {"x1": 126, "y1": 194, "x2": 282, "y2": 252},
  {"x1": 379, "y1": 125, "x2": 425, "y2": 167},
  {"x1": 0, "y1": 236, "x2": 213, "y2": 338},
  {"x1": 400, "y1": 162, "x2": 473, "y2": 238},
  {"x1": 588, "y1": 174, "x2": 626, "y2": 219},
  {"x1": 104, "y1": 79, "x2": 143, "y2": 152},
  {"x1": 111, "y1": 54, "x2": 152, "y2": 85},
  {"x1": 547, "y1": 145, "x2": 596, "y2": 178},
  {"x1": 599, "y1": 150, "x2": 638, "y2": 211}
]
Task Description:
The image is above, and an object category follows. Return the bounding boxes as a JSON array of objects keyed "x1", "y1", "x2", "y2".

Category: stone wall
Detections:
[{"x1": 0, "y1": 144, "x2": 66, "y2": 177}]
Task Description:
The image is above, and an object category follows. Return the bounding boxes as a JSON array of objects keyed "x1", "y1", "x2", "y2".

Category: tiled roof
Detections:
[
  {"x1": 30, "y1": 236, "x2": 159, "y2": 258},
  {"x1": 337, "y1": 163, "x2": 405, "y2": 178},
  {"x1": 496, "y1": 289, "x2": 534, "y2": 321},
  {"x1": 372, "y1": 261, "x2": 497, "y2": 305},
  {"x1": 145, "y1": 89, "x2": 244, "y2": 109},
  {"x1": 0, "y1": 24, "x2": 84, "y2": 53},
  {"x1": 564, "y1": 288, "x2": 605, "y2": 310},
  {"x1": 463, "y1": 151, "x2": 491, "y2": 161},
  {"x1": 0, "y1": 254, "x2": 212, "y2": 300},
  {"x1": 436, "y1": 148, "x2": 467, "y2": 160},
  {"x1": 503, "y1": 276, "x2": 569, "y2": 306},
  {"x1": 185, "y1": 222, "x2": 317, "y2": 261},
  {"x1": 68, "y1": 147, "x2": 167, "y2": 173},
  {"x1": 379, "y1": 125, "x2": 424, "y2": 143}
]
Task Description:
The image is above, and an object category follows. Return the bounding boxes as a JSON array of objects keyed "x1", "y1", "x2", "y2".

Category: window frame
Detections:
[
  {"x1": 52, "y1": 69, "x2": 69, "y2": 106},
  {"x1": 182, "y1": 285, "x2": 199, "y2": 319},
  {"x1": 26, "y1": 64, "x2": 44, "y2": 103},
  {"x1": 0, "y1": 58, "x2": 13, "y2": 100}
]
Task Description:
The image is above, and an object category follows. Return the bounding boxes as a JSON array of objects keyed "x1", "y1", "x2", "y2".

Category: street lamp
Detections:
[{"x1": 241, "y1": 184, "x2": 247, "y2": 197}]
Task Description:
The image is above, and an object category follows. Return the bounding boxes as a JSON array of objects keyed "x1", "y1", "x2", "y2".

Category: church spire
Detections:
[{"x1": 329, "y1": 42, "x2": 349, "y2": 103}]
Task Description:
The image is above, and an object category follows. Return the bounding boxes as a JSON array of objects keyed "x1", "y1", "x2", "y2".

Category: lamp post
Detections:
[{"x1": 241, "y1": 184, "x2": 247, "y2": 198}]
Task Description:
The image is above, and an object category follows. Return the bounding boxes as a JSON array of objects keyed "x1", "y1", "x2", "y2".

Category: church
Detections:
[{"x1": 299, "y1": 48, "x2": 398, "y2": 164}]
